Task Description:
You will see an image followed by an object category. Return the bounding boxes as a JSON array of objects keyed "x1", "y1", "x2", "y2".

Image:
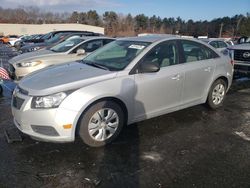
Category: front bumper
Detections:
[
  {"x1": 11, "y1": 90, "x2": 79, "y2": 143},
  {"x1": 234, "y1": 61, "x2": 250, "y2": 75}
]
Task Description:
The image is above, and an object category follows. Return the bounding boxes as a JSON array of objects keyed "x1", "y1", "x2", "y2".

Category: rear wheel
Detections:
[
  {"x1": 77, "y1": 101, "x2": 125, "y2": 147},
  {"x1": 207, "y1": 79, "x2": 227, "y2": 109}
]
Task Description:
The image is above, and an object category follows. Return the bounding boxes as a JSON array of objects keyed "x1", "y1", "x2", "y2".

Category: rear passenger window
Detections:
[
  {"x1": 142, "y1": 41, "x2": 179, "y2": 68},
  {"x1": 181, "y1": 40, "x2": 219, "y2": 63}
]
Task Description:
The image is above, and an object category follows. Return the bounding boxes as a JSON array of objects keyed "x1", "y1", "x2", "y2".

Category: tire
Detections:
[
  {"x1": 77, "y1": 101, "x2": 125, "y2": 147},
  {"x1": 207, "y1": 79, "x2": 227, "y2": 109},
  {"x1": 14, "y1": 42, "x2": 21, "y2": 50}
]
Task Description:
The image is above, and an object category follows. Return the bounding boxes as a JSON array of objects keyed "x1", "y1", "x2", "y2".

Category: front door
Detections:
[{"x1": 133, "y1": 40, "x2": 184, "y2": 121}]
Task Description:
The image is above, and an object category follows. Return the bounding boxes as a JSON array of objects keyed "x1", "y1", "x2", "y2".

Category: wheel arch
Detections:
[
  {"x1": 214, "y1": 76, "x2": 229, "y2": 89},
  {"x1": 205, "y1": 75, "x2": 229, "y2": 102},
  {"x1": 75, "y1": 96, "x2": 128, "y2": 136}
]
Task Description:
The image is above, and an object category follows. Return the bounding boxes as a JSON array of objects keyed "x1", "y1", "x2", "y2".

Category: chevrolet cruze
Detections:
[{"x1": 11, "y1": 36, "x2": 233, "y2": 147}]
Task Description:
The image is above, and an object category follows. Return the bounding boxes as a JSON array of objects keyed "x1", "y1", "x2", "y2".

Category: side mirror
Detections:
[
  {"x1": 139, "y1": 62, "x2": 160, "y2": 73},
  {"x1": 76, "y1": 49, "x2": 86, "y2": 56}
]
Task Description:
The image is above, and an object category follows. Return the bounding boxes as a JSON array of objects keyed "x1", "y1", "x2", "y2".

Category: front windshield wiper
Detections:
[{"x1": 83, "y1": 60, "x2": 110, "y2": 71}]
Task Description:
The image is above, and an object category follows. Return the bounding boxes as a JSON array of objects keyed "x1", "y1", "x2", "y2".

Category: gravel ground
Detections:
[{"x1": 0, "y1": 44, "x2": 250, "y2": 188}]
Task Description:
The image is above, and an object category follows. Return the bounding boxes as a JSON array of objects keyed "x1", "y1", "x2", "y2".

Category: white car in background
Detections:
[
  {"x1": 8, "y1": 37, "x2": 114, "y2": 80},
  {"x1": 200, "y1": 38, "x2": 232, "y2": 52},
  {"x1": 8, "y1": 35, "x2": 28, "y2": 47}
]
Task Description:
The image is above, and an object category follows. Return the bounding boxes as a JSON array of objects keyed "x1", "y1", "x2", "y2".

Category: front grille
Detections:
[
  {"x1": 31, "y1": 125, "x2": 59, "y2": 136},
  {"x1": 234, "y1": 50, "x2": 250, "y2": 62},
  {"x1": 234, "y1": 65, "x2": 250, "y2": 74},
  {"x1": 12, "y1": 96, "x2": 25, "y2": 110}
]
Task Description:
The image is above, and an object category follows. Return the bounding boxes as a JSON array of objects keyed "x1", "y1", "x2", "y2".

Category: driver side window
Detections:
[{"x1": 142, "y1": 41, "x2": 179, "y2": 68}]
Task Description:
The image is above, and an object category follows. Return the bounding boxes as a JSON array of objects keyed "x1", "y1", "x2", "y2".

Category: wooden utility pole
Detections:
[
  {"x1": 235, "y1": 17, "x2": 243, "y2": 38},
  {"x1": 219, "y1": 23, "x2": 224, "y2": 38}
]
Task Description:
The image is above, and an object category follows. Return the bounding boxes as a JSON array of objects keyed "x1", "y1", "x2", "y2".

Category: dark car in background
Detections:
[
  {"x1": 20, "y1": 33, "x2": 72, "y2": 53},
  {"x1": 20, "y1": 32, "x2": 102, "y2": 53},
  {"x1": 16, "y1": 30, "x2": 103, "y2": 51},
  {"x1": 14, "y1": 34, "x2": 44, "y2": 49}
]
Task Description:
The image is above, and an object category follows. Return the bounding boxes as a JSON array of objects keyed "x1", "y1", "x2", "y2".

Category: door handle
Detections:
[
  {"x1": 204, "y1": 67, "x2": 211, "y2": 72},
  {"x1": 171, "y1": 74, "x2": 180, "y2": 80}
]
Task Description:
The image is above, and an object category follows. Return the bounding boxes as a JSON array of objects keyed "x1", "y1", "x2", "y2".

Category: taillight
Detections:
[{"x1": 230, "y1": 60, "x2": 234, "y2": 66}]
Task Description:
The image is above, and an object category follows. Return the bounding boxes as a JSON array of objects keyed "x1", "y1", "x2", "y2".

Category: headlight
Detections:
[
  {"x1": 17, "y1": 60, "x2": 42, "y2": 67},
  {"x1": 31, "y1": 92, "x2": 67, "y2": 109}
]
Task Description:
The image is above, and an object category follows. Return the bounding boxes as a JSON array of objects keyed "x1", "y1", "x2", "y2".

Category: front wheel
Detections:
[
  {"x1": 207, "y1": 79, "x2": 227, "y2": 109},
  {"x1": 77, "y1": 101, "x2": 125, "y2": 147}
]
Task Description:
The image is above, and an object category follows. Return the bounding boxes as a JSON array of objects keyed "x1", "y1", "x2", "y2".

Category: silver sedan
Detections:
[
  {"x1": 8, "y1": 37, "x2": 114, "y2": 80},
  {"x1": 12, "y1": 35, "x2": 233, "y2": 147}
]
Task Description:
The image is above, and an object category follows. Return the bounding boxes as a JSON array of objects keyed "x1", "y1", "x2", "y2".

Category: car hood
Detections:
[
  {"x1": 228, "y1": 43, "x2": 250, "y2": 50},
  {"x1": 20, "y1": 42, "x2": 48, "y2": 52},
  {"x1": 9, "y1": 50, "x2": 56, "y2": 64},
  {"x1": 22, "y1": 42, "x2": 46, "y2": 49},
  {"x1": 18, "y1": 62, "x2": 117, "y2": 96}
]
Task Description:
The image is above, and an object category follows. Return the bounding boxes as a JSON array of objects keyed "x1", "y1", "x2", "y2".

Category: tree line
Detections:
[{"x1": 0, "y1": 6, "x2": 249, "y2": 37}]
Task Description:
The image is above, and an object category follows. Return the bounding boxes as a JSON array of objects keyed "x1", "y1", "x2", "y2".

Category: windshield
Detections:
[
  {"x1": 46, "y1": 33, "x2": 68, "y2": 43},
  {"x1": 83, "y1": 40, "x2": 151, "y2": 71},
  {"x1": 41, "y1": 33, "x2": 52, "y2": 40},
  {"x1": 50, "y1": 38, "x2": 84, "y2": 53}
]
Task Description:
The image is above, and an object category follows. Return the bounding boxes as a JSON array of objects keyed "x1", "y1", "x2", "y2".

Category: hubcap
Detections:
[
  {"x1": 88, "y1": 108, "x2": 119, "y2": 141},
  {"x1": 212, "y1": 83, "x2": 225, "y2": 105}
]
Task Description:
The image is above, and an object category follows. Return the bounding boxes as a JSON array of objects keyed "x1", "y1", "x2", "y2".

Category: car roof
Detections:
[
  {"x1": 78, "y1": 36, "x2": 114, "y2": 40},
  {"x1": 50, "y1": 30, "x2": 103, "y2": 36},
  {"x1": 200, "y1": 38, "x2": 227, "y2": 42},
  {"x1": 118, "y1": 35, "x2": 181, "y2": 43}
]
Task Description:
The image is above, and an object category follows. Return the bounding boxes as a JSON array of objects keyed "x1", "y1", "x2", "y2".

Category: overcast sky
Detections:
[{"x1": 0, "y1": 0, "x2": 249, "y2": 21}]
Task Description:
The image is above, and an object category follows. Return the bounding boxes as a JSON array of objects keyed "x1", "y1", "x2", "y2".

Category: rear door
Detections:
[{"x1": 179, "y1": 40, "x2": 219, "y2": 105}]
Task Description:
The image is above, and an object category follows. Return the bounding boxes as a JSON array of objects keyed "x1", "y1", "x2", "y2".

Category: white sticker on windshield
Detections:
[{"x1": 129, "y1": 44, "x2": 145, "y2": 50}]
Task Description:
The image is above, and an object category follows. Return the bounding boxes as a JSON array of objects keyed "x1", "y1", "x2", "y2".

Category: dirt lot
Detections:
[{"x1": 0, "y1": 45, "x2": 250, "y2": 188}]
